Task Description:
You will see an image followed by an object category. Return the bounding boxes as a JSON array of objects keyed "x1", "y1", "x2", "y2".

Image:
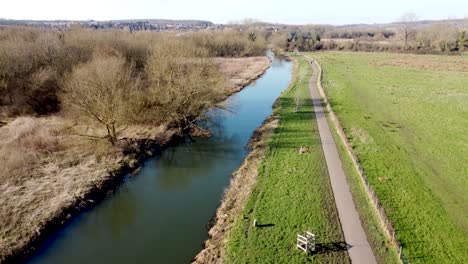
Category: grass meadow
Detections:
[{"x1": 310, "y1": 52, "x2": 468, "y2": 263}]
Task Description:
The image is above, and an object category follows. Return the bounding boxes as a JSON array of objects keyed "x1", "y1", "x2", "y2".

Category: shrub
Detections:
[
  {"x1": 140, "y1": 39, "x2": 226, "y2": 133},
  {"x1": 189, "y1": 30, "x2": 267, "y2": 57}
]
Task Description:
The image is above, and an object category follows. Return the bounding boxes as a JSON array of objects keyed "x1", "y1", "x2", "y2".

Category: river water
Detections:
[{"x1": 27, "y1": 53, "x2": 292, "y2": 264}]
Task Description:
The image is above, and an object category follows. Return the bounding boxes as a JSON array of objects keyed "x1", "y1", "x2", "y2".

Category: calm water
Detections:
[{"x1": 27, "y1": 54, "x2": 292, "y2": 264}]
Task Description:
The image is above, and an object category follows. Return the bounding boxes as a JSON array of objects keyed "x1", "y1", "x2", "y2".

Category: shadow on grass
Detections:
[
  {"x1": 256, "y1": 223, "x2": 275, "y2": 228},
  {"x1": 398, "y1": 240, "x2": 432, "y2": 262},
  {"x1": 271, "y1": 97, "x2": 325, "y2": 150},
  {"x1": 311, "y1": 241, "x2": 351, "y2": 255}
]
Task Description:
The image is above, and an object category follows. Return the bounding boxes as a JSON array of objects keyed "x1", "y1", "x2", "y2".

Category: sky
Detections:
[{"x1": 1, "y1": 0, "x2": 467, "y2": 25}]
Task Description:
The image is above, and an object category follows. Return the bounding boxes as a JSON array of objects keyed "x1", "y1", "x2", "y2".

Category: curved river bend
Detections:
[{"x1": 28, "y1": 54, "x2": 292, "y2": 264}]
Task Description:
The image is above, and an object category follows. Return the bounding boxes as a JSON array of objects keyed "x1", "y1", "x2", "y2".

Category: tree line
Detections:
[{"x1": 268, "y1": 16, "x2": 468, "y2": 54}]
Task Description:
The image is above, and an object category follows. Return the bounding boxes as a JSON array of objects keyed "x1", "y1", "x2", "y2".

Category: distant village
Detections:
[{"x1": 0, "y1": 19, "x2": 224, "y2": 32}]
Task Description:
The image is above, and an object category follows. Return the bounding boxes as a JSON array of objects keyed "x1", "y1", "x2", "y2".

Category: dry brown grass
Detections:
[
  {"x1": 0, "y1": 116, "x2": 121, "y2": 260},
  {"x1": 0, "y1": 56, "x2": 271, "y2": 262},
  {"x1": 0, "y1": 117, "x2": 61, "y2": 181},
  {"x1": 215, "y1": 56, "x2": 270, "y2": 93}
]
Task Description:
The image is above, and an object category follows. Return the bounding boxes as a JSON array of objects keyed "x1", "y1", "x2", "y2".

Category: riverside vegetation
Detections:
[
  {"x1": 267, "y1": 17, "x2": 468, "y2": 54},
  {"x1": 225, "y1": 57, "x2": 349, "y2": 263},
  {"x1": 310, "y1": 51, "x2": 468, "y2": 263},
  {"x1": 0, "y1": 27, "x2": 269, "y2": 262}
]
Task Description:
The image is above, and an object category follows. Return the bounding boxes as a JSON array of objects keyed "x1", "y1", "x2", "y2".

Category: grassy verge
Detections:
[
  {"x1": 309, "y1": 51, "x2": 468, "y2": 263},
  {"x1": 225, "y1": 57, "x2": 349, "y2": 263},
  {"x1": 325, "y1": 103, "x2": 400, "y2": 264}
]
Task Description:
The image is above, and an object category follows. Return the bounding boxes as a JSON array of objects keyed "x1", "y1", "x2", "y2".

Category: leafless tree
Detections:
[
  {"x1": 62, "y1": 54, "x2": 138, "y2": 145},
  {"x1": 399, "y1": 12, "x2": 418, "y2": 49},
  {"x1": 141, "y1": 40, "x2": 226, "y2": 135}
]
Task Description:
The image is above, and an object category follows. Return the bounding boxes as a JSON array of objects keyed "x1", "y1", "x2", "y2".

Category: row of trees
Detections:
[
  {"x1": 0, "y1": 27, "x2": 267, "y2": 144},
  {"x1": 268, "y1": 15, "x2": 468, "y2": 53}
]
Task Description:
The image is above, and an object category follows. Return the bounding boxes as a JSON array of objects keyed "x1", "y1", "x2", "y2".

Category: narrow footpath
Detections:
[{"x1": 305, "y1": 56, "x2": 377, "y2": 264}]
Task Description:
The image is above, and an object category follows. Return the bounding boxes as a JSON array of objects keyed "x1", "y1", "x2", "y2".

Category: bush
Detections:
[
  {"x1": 0, "y1": 28, "x2": 61, "y2": 115},
  {"x1": 140, "y1": 39, "x2": 226, "y2": 133},
  {"x1": 189, "y1": 30, "x2": 267, "y2": 57}
]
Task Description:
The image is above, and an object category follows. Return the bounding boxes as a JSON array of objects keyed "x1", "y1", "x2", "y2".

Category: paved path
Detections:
[{"x1": 305, "y1": 56, "x2": 377, "y2": 264}]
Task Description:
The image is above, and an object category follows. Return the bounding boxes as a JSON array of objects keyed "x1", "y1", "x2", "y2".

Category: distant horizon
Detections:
[
  {"x1": 1, "y1": 17, "x2": 467, "y2": 27},
  {"x1": 2, "y1": 0, "x2": 467, "y2": 26}
]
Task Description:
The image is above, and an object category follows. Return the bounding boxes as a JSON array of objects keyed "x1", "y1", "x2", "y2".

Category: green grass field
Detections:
[
  {"x1": 225, "y1": 57, "x2": 349, "y2": 263},
  {"x1": 309, "y1": 52, "x2": 468, "y2": 263}
]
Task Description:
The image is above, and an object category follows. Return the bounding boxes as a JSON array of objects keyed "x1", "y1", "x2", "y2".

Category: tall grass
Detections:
[{"x1": 0, "y1": 117, "x2": 61, "y2": 179}]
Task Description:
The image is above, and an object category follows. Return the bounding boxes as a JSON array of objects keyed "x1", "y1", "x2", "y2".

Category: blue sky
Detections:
[{"x1": 2, "y1": 0, "x2": 467, "y2": 25}]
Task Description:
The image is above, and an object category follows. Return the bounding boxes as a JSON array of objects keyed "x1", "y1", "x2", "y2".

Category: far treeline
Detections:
[
  {"x1": 255, "y1": 16, "x2": 468, "y2": 53},
  {"x1": 0, "y1": 27, "x2": 267, "y2": 143}
]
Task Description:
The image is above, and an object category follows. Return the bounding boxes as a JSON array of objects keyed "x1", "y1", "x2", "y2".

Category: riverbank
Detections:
[
  {"x1": 225, "y1": 55, "x2": 348, "y2": 263},
  {"x1": 192, "y1": 56, "x2": 289, "y2": 264},
  {"x1": 194, "y1": 56, "x2": 350, "y2": 263},
  {"x1": 193, "y1": 114, "x2": 279, "y2": 264},
  {"x1": 0, "y1": 56, "x2": 270, "y2": 263},
  {"x1": 214, "y1": 56, "x2": 272, "y2": 94}
]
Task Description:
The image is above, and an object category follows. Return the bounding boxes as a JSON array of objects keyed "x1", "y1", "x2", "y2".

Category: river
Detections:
[{"x1": 27, "y1": 53, "x2": 292, "y2": 264}]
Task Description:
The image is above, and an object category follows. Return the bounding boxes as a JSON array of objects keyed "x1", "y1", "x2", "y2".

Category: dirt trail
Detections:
[{"x1": 305, "y1": 56, "x2": 377, "y2": 264}]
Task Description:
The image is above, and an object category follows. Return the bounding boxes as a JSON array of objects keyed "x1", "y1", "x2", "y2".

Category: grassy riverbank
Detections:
[
  {"x1": 225, "y1": 57, "x2": 349, "y2": 263},
  {"x1": 309, "y1": 52, "x2": 468, "y2": 263}
]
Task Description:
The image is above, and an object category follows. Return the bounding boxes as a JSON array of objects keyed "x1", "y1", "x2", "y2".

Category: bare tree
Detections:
[
  {"x1": 62, "y1": 54, "x2": 138, "y2": 145},
  {"x1": 141, "y1": 40, "x2": 226, "y2": 134},
  {"x1": 399, "y1": 12, "x2": 418, "y2": 49}
]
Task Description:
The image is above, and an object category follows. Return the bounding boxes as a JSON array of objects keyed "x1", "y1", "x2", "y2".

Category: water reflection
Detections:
[{"x1": 155, "y1": 135, "x2": 246, "y2": 190}]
